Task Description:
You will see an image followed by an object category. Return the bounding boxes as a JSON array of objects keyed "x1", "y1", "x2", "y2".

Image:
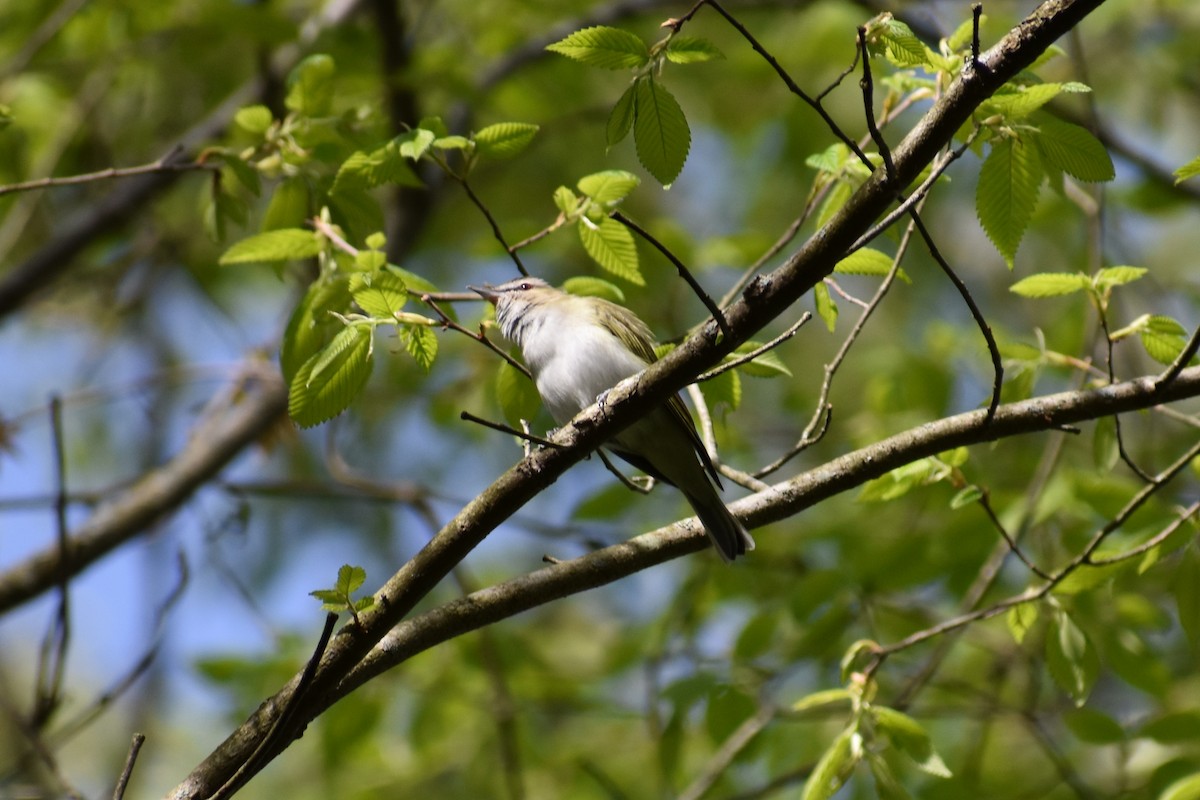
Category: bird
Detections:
[{"x1": 470, "y1": 277, "x2": 755, "y2": 562}]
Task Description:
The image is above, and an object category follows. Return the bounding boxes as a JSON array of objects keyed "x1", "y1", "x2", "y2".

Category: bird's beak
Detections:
[{"x1": 467, "y1": 284, "x2": 499, "y2": 304}]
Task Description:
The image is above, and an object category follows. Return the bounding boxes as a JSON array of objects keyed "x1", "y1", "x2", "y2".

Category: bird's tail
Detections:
[{"x1": 684, "y1": 488, "x2": 755, "y2": 563}]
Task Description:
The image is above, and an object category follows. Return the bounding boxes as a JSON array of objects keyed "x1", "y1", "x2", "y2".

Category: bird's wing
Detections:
[{"x1": 597, "y1": 301, "x2": 723, "y2": 488}]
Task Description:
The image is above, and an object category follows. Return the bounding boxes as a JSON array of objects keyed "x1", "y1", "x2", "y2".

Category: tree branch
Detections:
[{"x1": 0, "y1": 368, "x2": 287, "y2": 615}]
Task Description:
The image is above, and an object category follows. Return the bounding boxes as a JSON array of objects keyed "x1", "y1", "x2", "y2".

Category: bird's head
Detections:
[{"x1": 468, "y1": 277, "x2": 560, "y2": 346}]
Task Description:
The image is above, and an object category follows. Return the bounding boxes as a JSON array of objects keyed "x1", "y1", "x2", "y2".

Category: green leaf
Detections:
[
  {"x1": 1175, "y1": 155, "x2": 1200, "y2": 184},
  {"x1": 577, "y1": 169, "x2": 641, "y2": 205},
  {"x1": 1009, "y1": 272, "x2": 1089, "y2": 298},
  {"x1": 1064, "y1": 708, "x2": 1126, "y2": 745},
  {"x1": 1034, "y1": 115, "x2": 1114, "y2": 183},
  {"x1": 1174, "y1": 544, "x2": 1200, "y2": 649},
  {"x1": 354, "y1": 249, "x2": 386, "y2": 272},
  {"x1": 633, "y1": 77, "x2": 691, "y2": 186},
  {"x1": 234, "y1": 104, "x2": 273, "y2": 135},
  {"x1": 835, "y1": 248, "x2": 909, "y2": 282},
  {"x1": 578, "y1": 216, "x2": 642, "y2": 284},
  {"x1": 949, "y1": 485, "x2": 983, "y2": 509},
  {"x1": 880, "y1": 20, "x2": 931, "y2": 67},
  {"x1": 977, "y1": 137, "x2": 1044, "y2": 267},
  {"x1": 562, "y1": 276, "x2": 625, "y2": 303},
  {"x1": 791, "y1": 688, "x2": 853, "y2": 714},
  {"x1": 289, "y1": 325, "x2": 374, "y2": 428},
  {"x1": 1140, "y1": 315, "x2": 1189, "y2": 365},
  {"x1": 1095, "y1": 265, "x2": 1147, "y2": 289},
  {"x1": 222, "y1": 157, "x2": 261, "y2": 197},
  {"x1": 985, "y1": 82, "x2": 1065, "y2": 119},
  {"x1": 545, "y1": 26, "x2": 649, "y2": 70},
  {"x1": 285, "y1": 54, "x2": 336, "y2": 116},
  {"x1": 734, "y1": 611, "x2": 778, "y2": 660},
  {"x1": 401, "y1": 324, "x2": 438, "y2": 371},
  {"x1": 219, "y1": 228, "x2": 323, "y2": 265},
  {"x1": 730, "y1": 341, "x2": 792, "y2": 378},
  {"x1": 873, "y1": 706, "x2": 953, "y2": 778},
  {"x1": 1045, "y1": 607, "x2": 1100, "y2": 706},
  {"x1": 398, "y1": 128, "x2": 437, "y2": 160},
  {"x1": 664, "y1": 36, "x2": 725, "y2": 64},
  {"x1": 1160, "y1": 773, "x2": 1200, "y2": 800},
  {"x1": 281, "y1": 278, "x2": 352, "y2": 384},
  {"x1": 496, "y1": 360, "x2": 541, "y2": 428},
  {"x1": 702, "y1": 367, "x2": 741, "y2": 411},
  {"x1": 474, "y1": 122, "x2": 539, "y2": 159},
  {"x1": 332, "y1": 142, "x2": 422, "y2": 194},
  {"x1": 868, "y1": 752, "x2": 912, "y2": 800},
  {"x1": 1006, "y1": 602, "x2": 1039, "y2": 644},
  {"x1": 814, "y1": 281, "x2": 838, "y2": 332},
  {"x1": 1092, "y1": 415, "x2": 1119, "y2": 472},
  {"x1": 607, "y1": 82, "x2": 637, "y2": 147},
  {"x1": 336, "y1": 564, "x2": 366, "y2": 595},
  {"x1": 1141, "y1": 710, "x2": 1200, "y2": 743},
  {"x1": 261, "y1": 177, "x2": 310, "y2": 232},
  {"x1": 553, "y1": 185, "x2": 579, "y2": 216},
  {"x1": 801, "y1": 729, "x2": 857, "y2": 800},
  {"x1": 350, "y1": 270, "x2": 407, "y2": 318},
  {"x1": 432, "y1": 134, "x2": 470, "y2": 151}
]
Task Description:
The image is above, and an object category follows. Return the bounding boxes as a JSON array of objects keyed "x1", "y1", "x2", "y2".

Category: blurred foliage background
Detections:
[{"x1": 1, "y1": 0, "x2": 1200, "y2": 798}]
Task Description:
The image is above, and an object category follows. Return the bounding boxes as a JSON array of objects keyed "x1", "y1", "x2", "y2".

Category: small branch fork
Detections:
[{"x1": 866, "y1": 436, "x2": 1200, "y2": 674}]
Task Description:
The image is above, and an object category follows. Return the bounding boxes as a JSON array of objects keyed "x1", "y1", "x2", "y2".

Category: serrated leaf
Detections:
[
  {"x1": 219, "y1": 228, "x2": 323, "y2": 265},
  {"x1": 332, "y1": 142, "x2": 422, "y2": 194},
  {"x1": 1140, "y1": 315, "x2": 1189, "y2": 365},
  {"x1": 281, "y1": 278, "x2": 352, "y2": 383},
  {"x1": 1034, "y1": 115, "x2": 1114, "y2": 183},
  {"x1": 578, "y1": 216, "x2": 642, "y2": 284},
  {"x1": 350, "y1": 270, "x2": 407, "y2": 318},
  {"x1": 801, "y1": 729, "x2": 857, "y2": 800},
  {"x1": 397, "y1": 128, "x2": 437, "y2": 161},
  {"x1": 1095, "y1": 265, "x2": 1147, "y2": 289},
  {"x1": 634, "y1": 77, "x2": 690, "y2": 186},
  {"x1": 881, "y1": 20, "x2": 931, "y2": 67},
  {"x1": 814, "y1": 281, "x2": 838, "y2": 332},
  {"x1": 336, "y1": 564, "x2": 366, "y2": 594},
  {"x1": 432, "y1": 135, "x2": 470, "y2": 151},
  {"x1": 1007, "y1": 602, "x2": 1039, "y2": 644},
  {"x1": 607, "y1": 82, "x2": 637, "y2": 146},
  {"x1": 873, "y1": 706, "x2": 952, "y2": 778},
  {"x1": 577, "y1": 169, "x2": 641, "y2": 205},
  {"x1": 985, "y1": 82, "x2": 1064, "y2": 119},
  {"x1": 285, "y1": 53, "x2": 335, "y2": 116},
  {"x1": 289, "y1": 325, "x2": 374, "y2": 427},
  {"x1": 545, "y1": 26, "x2": 649, "y2": 70},
  {"x1": 354, "y1": 250, "x2": 386, "y2": 272},
  {"x1": 1175, "y1": 544, "x2": 1200, "y2": 649},
  {"x1": 261, "y1": 177, "x2": 310, "y2": 232},
  {"x1": 1009, "y1": 272, "x2": 1090, "y2": 297},
  {"x1": 977, "y1": 137, "x2": 1044, "y2": 267},
  {"x1": 730, "y1": 341, "x2": 792, "y2": 378},
  {"x1": 562, "y1": 276, "x2": 625, "y2": 302},
  {"x1": 496, "y1": 359, "x2": 541, "y2": 428},
  {"x1": 664, "y1": 36, "x2": 725, "y2": 64},
  {"x1": 474, "y1": 122, "x2": 539, "y2": 159},
  {"x1": 1175, "y1": 155, "x2": 1200, "y2": 184},
  {"x1": 234, "y1": 104, "x2": 273, "y2": 135},
  {"x1": 1045, "y1": 608, "x2": 1100, "y2": 706},
  {"x1": 401, "y1": 324, "x2": 438, "y2": 371},
  {"x1": 835, "y1": 248, "x2": 909, "y2": 282}
]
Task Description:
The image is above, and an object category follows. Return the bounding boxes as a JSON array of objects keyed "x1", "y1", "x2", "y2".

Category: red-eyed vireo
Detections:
[{"x1": 471, "y1": 277, "x2": 755, "y2": 562}]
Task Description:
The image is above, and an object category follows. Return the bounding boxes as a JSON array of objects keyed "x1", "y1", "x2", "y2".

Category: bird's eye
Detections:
[{"x1": 518, "y1": 282, "x2": 531, "y2": 290}]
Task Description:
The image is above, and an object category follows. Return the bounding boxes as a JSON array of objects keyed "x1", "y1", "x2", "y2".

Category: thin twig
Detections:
[
  {"x1": 459, "y1": 411, "x2": 565, "y2": 449},
  {"x1": 0, "y1": 150, "x2": 210, "y2": 198},
  {"x1": 458, "y1": 177, "x2": 528, "y2": 276},
  {"x1": 686, "y1": 383, "x2": 719, "y2": 461},
  {"x1": 598, "y1": 449, "x2": 652, "y2": 494},
  {"x1": 34, "y1": 396, "x2": 72, "y2": 729},
  {"x1": 1088, "y1": 501, "x2": 1200, "y2": 566},
  {"x1": 611, "y1": 211, "x2": 731, "y2": 339},
  {"x1": 697, "y1": 314, "x2": 810, "y2": 381},
  {"x1": 206, "y1": 613, "x2": 339, "y2": 800},
  {"x1": 111, "y1": 733, "x2": 147, "y2": 800},
  {"x1": 857, "y1": 27, "x2": 896, "y2": 183},
  {"x1": 1155, "y1": 323, "x2": 1200, "y2": 389},
  {"x1": 422, "y1": 294, "x2": 532, "y2": 378},
  {"x1": 976, "y1": 490, "x2": 1051, "y2": 580},
  {"x1": 677, "y1": 703, "x2": 777, "y2": 800}
]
